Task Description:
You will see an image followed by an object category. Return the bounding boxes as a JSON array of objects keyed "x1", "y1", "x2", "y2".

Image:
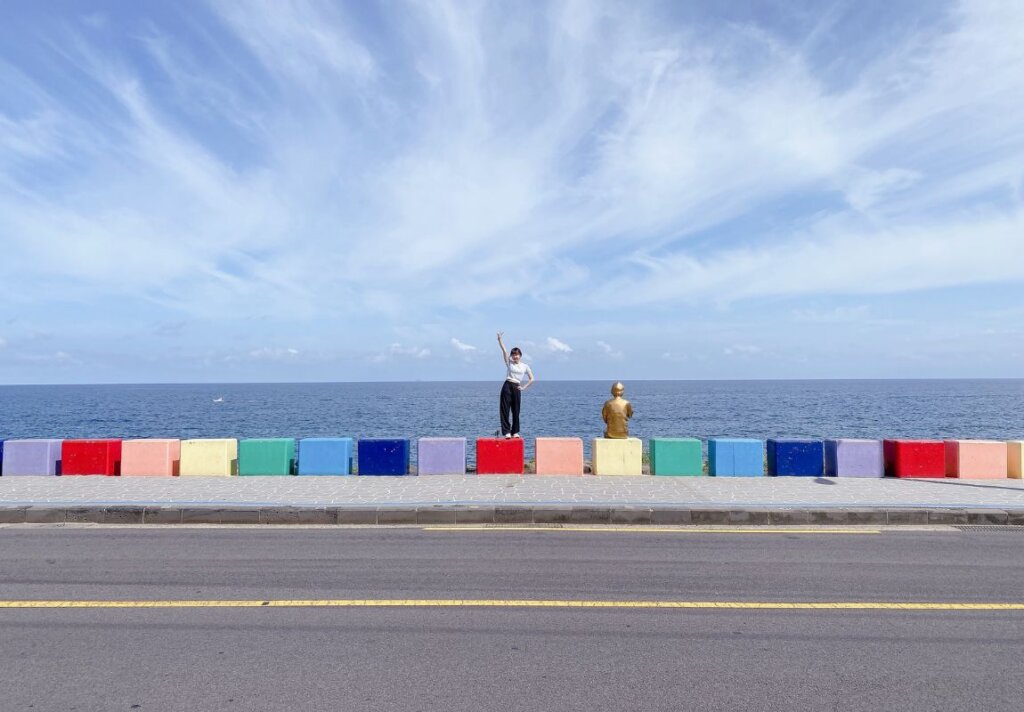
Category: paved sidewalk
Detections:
[{"x1": 2, "y1": 475, "x2": 1023, "y2": 525}]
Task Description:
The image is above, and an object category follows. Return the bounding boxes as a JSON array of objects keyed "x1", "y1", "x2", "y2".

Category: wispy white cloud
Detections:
[
  {"x1": 0, "y1": 0, "x2": 1022, "y2": 381},
  {"x1": 596, "y1": 340, "x2": 623, "y2": 359},
  {"x1": 210, "y1": 0, "x2": 376, "y2": 89},
  {"x1": 248, "y1": 346, "x2": 300, "y2": 361},
  {"x1": 602, "y1": 208, "x2": 1024, "y2": 305},
  {"x1": 450, "y1": 338, "x2": 477, "y2": 353},
  {"x1": 843, "y1": 168, "x2": 922, "y2": 212},
  {"x1": 373, "y1": 343, "x2": 431, "y2": 363},
  {"x1": 723, "y1": 344, "x2": 762, "y2": 357},
  {"x1": 791, "y1": 306, "x2": 870, "y2": 323},
  {"x1": 5, "y1": 0, "x2": 1023, "y2": 316},
  {"x1": 15, "y1": 350, "x2": 76, "y2": 365},
  {"x1": 546, "y1": 337, "x2": 573, "y2": 354}
]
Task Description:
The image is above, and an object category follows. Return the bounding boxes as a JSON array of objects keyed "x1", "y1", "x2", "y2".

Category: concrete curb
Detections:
[{"x1": 1, "y1": 505, "x2": 1023, "y2": 526}]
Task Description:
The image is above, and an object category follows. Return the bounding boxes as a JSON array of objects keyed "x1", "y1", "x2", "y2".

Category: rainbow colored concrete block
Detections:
[
  {"x1": 297, "y1": 438, "x2": 353, "y2": 476},
  {"x1": 708, "y1": 438, "x2": 763, "y2": 477},
  {"x1": 358, "y1": 439, "x2": 409, "y2": 476},
  {"x1": 239, "y1": 438, "x2": 296, "y2": 476},
  {"x1": 179, "y1": 439, "x2": 237, "y2": 476},
  {"x1": 1, "y1": 439, "x2": 61, "y2": 476},
  {"x1": 824, "y1": 439, "x2": 883, "y2": 478},
  {"x1": 649, "y1": 438, "x2": 703, "y2": 476},
  {"x1": 476, "y1": 438, "x2": 524, "y2": 475},
  {"x1": 1009, "y1": 442, "x2": 1024, "y2": 479},
  {"x1": 884, "y1": 439, "x2": 945, "y2": 478},
  {"x1": 944, "y1": 440, "x2": 1007, "y2": 479},
  {"x1": 767, "y1": 439, "x2": 824, "y2": 477},
  {"x1": 534, "y1": 437, "x2": 584, "y2": 475},
  {"x1": 417, "y1": 437, "x2": 466, "y2": 475},
  {"x1": 591, "y1": 438, "x2": 642, "y2": 476},
  {"x1": 121, "y1": 439, "x2": 180, "y2": 477},
  {"x1": 61, "y1": 439, "x2": 121, "y2": 476}
]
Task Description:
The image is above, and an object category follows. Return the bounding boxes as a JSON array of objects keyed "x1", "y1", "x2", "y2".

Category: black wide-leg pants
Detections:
[{"x1": 499, "y1": 380, "x2": 521, "y2": 435}]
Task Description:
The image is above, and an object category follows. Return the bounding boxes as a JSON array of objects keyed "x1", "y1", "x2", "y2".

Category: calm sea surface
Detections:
[{"x1": 1, "y1": 380, "x2": 1022, "y2": 462}]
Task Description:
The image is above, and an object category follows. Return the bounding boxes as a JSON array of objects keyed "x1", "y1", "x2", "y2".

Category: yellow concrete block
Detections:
[
  {"x1": 591, "y1": 438, "x2": 643, "y2": 476},
  {"x1": 179, "y1": 439, "x2": 238, "y2": 476},
  {"x1": 1009, "y1": 441, "x2": 1024, "y2": 479}
]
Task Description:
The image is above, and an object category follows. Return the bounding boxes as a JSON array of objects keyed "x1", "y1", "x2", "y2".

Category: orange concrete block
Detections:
[
  {"x1": 121, "y1": 439, "x2": 181, "y2": 477},
  {"x1": 1008, "y1": 441, "x2": 1023, "y2": 479},
  {"x1": 944, "y1": 440, "x2": 1007, "y2": 479},
  {"x1": 534, "y1": 437, "x2": 584, "y2": 476}
]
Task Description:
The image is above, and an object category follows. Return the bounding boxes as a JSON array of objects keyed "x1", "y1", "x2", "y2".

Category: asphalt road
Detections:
[{"x1": 1, "y1": 526, "x2": 1022, "y2": 711}]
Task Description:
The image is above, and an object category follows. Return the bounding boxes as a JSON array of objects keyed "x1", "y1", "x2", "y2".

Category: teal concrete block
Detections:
[
  {"x1": 238, "y1": 438, "x2": 296, "y2": 476},
  {"x1": 650, "y1": 438, "x2": 703, "y2": 476}
]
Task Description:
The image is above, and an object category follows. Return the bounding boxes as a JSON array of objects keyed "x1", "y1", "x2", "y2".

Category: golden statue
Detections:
[{"x1": 602, "y1": 382, "x2": 634, "y2": 439}]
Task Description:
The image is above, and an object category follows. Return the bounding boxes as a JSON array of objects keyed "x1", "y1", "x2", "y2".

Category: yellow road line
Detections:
[
  {"x1": 422, "y1": 526, "x2": 882, "y2": 534},
  {"x1": 0, "y1": 599, "x2": 1021, "y2": 610}
]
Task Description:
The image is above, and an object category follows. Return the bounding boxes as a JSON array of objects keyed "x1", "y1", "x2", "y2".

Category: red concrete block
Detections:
[
  {"x1": 476, "y1": 438, "x2": 524, "y2": 475},
  {"x1": 944, "y1": 440, "x2": 1007, "y2": 479},
  {"x1": 883, "y1": 439, "x2": 945, "y2": 478},
  {"x1": 61, "y1": 439, "x2": 122, "y2": 476}
]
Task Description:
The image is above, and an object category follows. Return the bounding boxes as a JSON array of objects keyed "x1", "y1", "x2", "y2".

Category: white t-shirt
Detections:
[{"x1": 506, "y1": 360, "x2": 533, "y2": 384}]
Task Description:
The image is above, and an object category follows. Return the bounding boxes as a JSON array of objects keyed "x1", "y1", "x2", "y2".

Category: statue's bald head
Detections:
[{"x1": 611, "y1": 382, "x2": 625, "y2": 396}]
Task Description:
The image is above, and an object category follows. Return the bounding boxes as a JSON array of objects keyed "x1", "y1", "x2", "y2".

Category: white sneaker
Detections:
[
  {"x1": 504, "y1": 433, "x2": 511, "y2": 439},
  {"x1": 512, "y1": 433, "x2": 522, "y2": 438}
]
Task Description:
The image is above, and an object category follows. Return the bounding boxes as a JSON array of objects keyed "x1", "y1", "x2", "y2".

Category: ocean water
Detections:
[{"x1": 1, "y1": 380, "x2": 1022, "y2": 463}]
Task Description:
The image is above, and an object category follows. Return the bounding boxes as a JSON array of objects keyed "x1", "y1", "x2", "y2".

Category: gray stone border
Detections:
[{"x1": 1, "y1": 505, "x2": 1023, "y2": 526}]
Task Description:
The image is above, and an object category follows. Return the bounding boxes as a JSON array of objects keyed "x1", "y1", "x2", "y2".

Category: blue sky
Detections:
[{"x1": 1, "y1": 0, "x2": 1022, "y2": 384}]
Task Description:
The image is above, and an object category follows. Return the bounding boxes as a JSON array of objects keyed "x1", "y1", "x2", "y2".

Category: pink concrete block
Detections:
[
  {"x1": 121, "y1": 439, "x2": 181, "y2": 477},
  {"x1": 944, "y1": 440, "x2": 1007, "y2": 479},
  {"x1": 534, "y1": 437, "x2": 584, "y2": 476}
]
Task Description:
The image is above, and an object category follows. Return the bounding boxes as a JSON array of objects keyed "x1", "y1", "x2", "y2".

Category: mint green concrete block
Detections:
[
  {"x1": 650, "y1": 438, "x2": 703, "y2": 476},
  {"x1": 238, "y1": 438, "x2": 296, "y2": 476}
]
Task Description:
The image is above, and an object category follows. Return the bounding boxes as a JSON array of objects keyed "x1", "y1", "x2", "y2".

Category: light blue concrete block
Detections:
[
  {"x1": 297, "y1": 438, "x2": 353, "y2": 476},
  {"x1": 709, "y1": 438, "x2": 763, "y2": 477}
]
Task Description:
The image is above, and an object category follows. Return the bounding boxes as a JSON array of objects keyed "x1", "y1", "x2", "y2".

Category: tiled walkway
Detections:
[{"x1": 2, "y1": 475, "x2": 1023, "y2": 509}]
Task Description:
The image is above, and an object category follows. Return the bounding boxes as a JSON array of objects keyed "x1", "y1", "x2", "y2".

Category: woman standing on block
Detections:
[{"x1": 497, "y1": 331, "x2": 534, "y2": 438}]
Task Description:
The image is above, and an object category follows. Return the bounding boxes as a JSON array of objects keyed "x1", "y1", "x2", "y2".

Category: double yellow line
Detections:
[{"x1": 1, "y1": 599, "x2": 1021, "y2": 610}]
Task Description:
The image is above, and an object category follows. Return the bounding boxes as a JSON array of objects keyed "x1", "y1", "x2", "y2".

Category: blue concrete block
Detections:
[
  {"x1": 708, "y1": 438, "x2": 763, "y2": 477},
  {"x1": 767, "y1": 439, "x2": 824, "y2": 477},
  {"x1": 358, "y1": 438, "x2": 410, "y2": 476},
  {"x1": 297, "y1": 438, "x2": 353, "y2": 476}
]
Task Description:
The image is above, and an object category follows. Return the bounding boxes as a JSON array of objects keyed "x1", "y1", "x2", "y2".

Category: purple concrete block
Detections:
[
  {"x1": 825, "y1": 438, "x2": 884, "y2": 478},
  {"x1": 2, "y1": 439, "x2": 62, "y2": 476},
  {"x1": 417, "y1": 437, "x2": 466, "y2": 475}
]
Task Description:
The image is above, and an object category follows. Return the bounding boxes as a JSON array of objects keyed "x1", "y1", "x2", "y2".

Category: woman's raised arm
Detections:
[{"x1": 497, "y1": 331, "x2": 509, "y2": 365}]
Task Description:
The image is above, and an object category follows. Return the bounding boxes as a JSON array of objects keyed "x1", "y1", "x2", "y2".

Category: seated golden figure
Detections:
[{"x1": 602, "y1": 382, "x2": 634, "y2": 439}]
